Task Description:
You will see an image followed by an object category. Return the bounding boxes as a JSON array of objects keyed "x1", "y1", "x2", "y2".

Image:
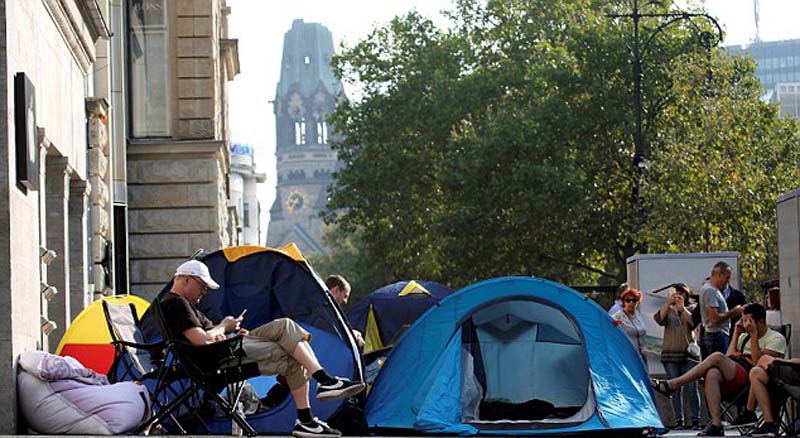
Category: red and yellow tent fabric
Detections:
[{"x1": 56, "y1": 295, "x2": 150, "y2": 374}]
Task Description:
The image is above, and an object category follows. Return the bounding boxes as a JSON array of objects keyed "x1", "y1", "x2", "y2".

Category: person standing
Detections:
[
  {"x1": 613, "y1": 288, "x2": 648, "y2": 364},
  {"x1": 654, "y1": 286, "x2": 700, "y2": 430},
  {"x1": 608, "y1": 283, "x2": 629, "y2": 316},
  {"x1": 721, "y1": 277, "x2": 747, "y2": 329},
  {"x1": 699, "y1": 262, "x2": 744, "y2": 358}
]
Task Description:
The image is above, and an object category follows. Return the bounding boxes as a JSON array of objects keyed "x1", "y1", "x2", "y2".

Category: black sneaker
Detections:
[
  {"x1": 292, "y1": 418, "x2": 341, "y2": 438},
  {"x1": 260, "y1": 382, "x2": 291, "y2": 410},
  {"x1": 316, "y1": 377, "x2": 366, "y2": 401},
  {"x1": 730, "y1": 410, "x2": 758, "y2": 426},
  {"x1": 750, "y1": 422, "x2": 777, "y2": 437},
  {"x1": 697, "y1": 423, "x2": 724, "y2": 436}
]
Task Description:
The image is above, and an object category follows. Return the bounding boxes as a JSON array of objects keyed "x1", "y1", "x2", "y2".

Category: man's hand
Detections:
[
  {"x1": 731, "y1": 305, "x2": 745, "y2": 318},
  {"x1": 353, "y1": 329, "x2": 365, "y2": 348},
  {"x1": 221, "y1": 315, "x2": 243, "y2": 334},
  {"x1": 741, "y1": 314, "x2": 757, "y2": 336}
]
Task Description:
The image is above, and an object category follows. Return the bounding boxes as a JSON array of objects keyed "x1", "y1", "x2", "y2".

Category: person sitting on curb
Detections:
[
  {"x1": 652, "y1": 304, "x2": 786, "y2": 437},
  {"x1": 729, "y1": 354, "x2": 800, "y2": 436},
  {"x1": 162, "y1": 260, "x2": 366, "y2": 438}
]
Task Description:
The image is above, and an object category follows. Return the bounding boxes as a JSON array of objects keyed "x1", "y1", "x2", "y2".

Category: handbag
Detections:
[{"x1": 681, "y1": 315, "x2": 700, "y2": 361}]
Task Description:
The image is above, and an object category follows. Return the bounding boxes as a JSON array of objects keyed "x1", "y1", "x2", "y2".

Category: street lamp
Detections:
[{"x1": 608, "y1": 0, "x2": 723, "y2": 226}]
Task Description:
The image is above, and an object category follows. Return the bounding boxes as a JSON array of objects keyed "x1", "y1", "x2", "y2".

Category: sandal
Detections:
[{"x1": 651, "y1": 378, "x2": 675, "y2": 397}]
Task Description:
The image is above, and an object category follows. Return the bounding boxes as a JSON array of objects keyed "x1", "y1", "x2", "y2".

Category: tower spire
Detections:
[{"x1": 754, "y1": 0, "x2": 761, "y2": 43}]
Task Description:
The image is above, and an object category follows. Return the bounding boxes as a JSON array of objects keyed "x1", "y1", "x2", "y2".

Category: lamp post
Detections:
[{"x1": 608, "y1": 0, "x2": 723, "y2": 229}]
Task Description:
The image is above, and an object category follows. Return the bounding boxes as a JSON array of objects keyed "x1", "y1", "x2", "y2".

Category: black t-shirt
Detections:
[{"x1": 160, "y1": 292, "x2": 214, "y2": 343}]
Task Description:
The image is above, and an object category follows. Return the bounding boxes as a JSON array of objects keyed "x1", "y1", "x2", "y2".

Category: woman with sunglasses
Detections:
[{"x1": 613, "y1": 288, "x2": 648, "y2": 364}]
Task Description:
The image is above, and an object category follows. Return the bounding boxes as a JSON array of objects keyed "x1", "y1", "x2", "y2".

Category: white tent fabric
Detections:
[{"x1": 468, "y1": 300, "x2": 589, "y2": 410}]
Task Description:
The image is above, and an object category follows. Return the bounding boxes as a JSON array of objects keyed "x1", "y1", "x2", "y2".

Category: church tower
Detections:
[{"x1": 267, "y1": 19, "x2": 342, "y2": 253}]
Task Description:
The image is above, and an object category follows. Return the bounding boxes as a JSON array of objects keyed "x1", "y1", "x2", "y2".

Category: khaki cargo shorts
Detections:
[{"x1": 241, "y1": 318, "x2": 311, "y2": 389}]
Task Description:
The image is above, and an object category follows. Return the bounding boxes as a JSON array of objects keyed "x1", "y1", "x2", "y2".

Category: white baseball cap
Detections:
[{"x1": 174, "y1": 260, "x2": 220, "y2": 290}]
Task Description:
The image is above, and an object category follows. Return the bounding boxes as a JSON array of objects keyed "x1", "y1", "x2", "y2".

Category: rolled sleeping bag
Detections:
[{"x1": 17, "y1": 351, "x2": 150, "y2": 434}]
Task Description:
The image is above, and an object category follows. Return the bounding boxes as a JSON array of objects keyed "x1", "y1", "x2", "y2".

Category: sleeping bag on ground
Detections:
[{"x1": 17, "y1": 351, "x2": 150, "y2": 434}]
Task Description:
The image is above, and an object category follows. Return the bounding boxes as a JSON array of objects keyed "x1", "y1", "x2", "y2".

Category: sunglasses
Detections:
[
  {"x1": 624, "y1": 298, "x2": 639, "y2": 303},
  {"x1": 190, "y1": 276, "x2": 208, "y2": 291}
]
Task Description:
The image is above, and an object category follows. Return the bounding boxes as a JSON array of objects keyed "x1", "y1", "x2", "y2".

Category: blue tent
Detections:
[
  {"x1": 346, "y1": 280, "x2": 454, "y2": 353},
  {"x1": 366, "y1": 277, "x2": 661, "y2": 435},
  {"x1": 137, "y1": 244, "x2": 363, "y2": 435}
]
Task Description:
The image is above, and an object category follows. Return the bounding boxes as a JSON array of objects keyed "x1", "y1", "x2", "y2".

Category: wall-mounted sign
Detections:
[{"x1": 14, "y1": 73, "x2": 38, "y2": 191}]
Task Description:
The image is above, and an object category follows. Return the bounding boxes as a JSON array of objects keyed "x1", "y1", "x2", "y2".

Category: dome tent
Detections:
[
  {"x1": 366, "y1": 277, "x2": 661, "y2": 436},
  {"x1": 137, "y1": 244, "x2": 363, "y2": 435},
  {"x1": 346, "y1": 280, "x2": 454, "y2": 353}
]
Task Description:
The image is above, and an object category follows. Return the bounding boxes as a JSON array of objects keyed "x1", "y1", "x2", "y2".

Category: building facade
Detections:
[
  {"x1": 230, "y1": 143, "x2": 266, "y2": 245},
  {"x1": 126, "y1": 0, "x2": 241, "y2": 301},
  {"x1": 267, "y1": 19, "x2": 343, "y2": 254},
  {"x1": 0, "y1": 0, "x2": 123, "y2": 432},
  {"x1": 726, "y1": 39, "x2": 800, "y2": 119}
]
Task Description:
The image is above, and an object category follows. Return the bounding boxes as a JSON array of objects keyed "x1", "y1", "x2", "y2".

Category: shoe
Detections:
[
  {"x1": 750, "y1": 422, "x2": 777, "y2": 437},
  {"x1": 316, "y1": 377, "x2": 366, "y2": 401},
  {"x1": 651, "y1": 378, "x2": 675, "y2": 397},
  {"x1": 672, "y1": 422, "x2": 684, "y2": 431},
  {"x1": 260, "y1": 382, "x2": 291, "y2": 410},
  {"x1": 697, "y1": 423, "x2": 724, "y2": 436},
  {"x1": 292, "y1": 418, "x2": 341, "y2": 437},
  {"x1": 691, "y1": 422, "x2": 704, "y2": 431},
  {"x1": 730, "y1": 410, "x2": 758, "y2": 427}
]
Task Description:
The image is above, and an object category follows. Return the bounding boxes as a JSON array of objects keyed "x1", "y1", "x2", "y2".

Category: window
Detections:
[
  {"x1": 317, "y1": 121, "x2": 328, "y2": 144},
  {"x1": 127, "y1": 0, "x2": 171, "y2": 137},
  {"x1": 295, "y1": 119, "x2": 306, "y2": 145},
  {"x1": 243, "y1": 203, "x2": 250, "y2": 227},
  {"x1": 304, "y1": 56, "x2": 310, "y2": 65}
]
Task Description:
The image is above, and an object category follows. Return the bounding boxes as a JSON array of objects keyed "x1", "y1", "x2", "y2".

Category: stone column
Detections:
[
  {"x1": 45, "y1": 156, "x2": 72, "y2": 352},
  {"x1": 69, "y1": 180, "x2": 90, "y2": 319},
  {"x1": 86, "y1": 99, "x2": 111, "y2": 296}
]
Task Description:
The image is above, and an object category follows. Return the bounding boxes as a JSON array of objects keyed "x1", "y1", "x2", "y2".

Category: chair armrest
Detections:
[
  {"x1": 168, "y1": 335, "x2": 247, "y2": 373},
  {"x1": 113, "y1": 339, "x2": 165, "y2": 351}
]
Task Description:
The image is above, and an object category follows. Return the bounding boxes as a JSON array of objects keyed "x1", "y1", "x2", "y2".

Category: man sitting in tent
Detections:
[
  {"x1": 325, "y1": 275, "x2": 364, "y2": 347},
  {"x1": 652, "y1": 304, "x2": 785, "y2": 436},
  {"x1": 162, "y1": 260, "x2": 366, "y2": 438}
]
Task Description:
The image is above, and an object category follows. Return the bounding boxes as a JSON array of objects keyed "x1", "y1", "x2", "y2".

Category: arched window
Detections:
[{"x1": 295, "y1": 118, "x2": 306, "y2": 145}]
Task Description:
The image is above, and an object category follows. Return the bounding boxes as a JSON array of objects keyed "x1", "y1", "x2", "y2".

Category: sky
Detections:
[{"x1": 226, "y1": 0, "x2": 800, "y2": 240}]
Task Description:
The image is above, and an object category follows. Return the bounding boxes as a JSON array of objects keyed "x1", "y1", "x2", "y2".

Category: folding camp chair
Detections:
[
  {"x1": 102, "y1": 300, "x2": 193, "y2": 434},
  {"x1": 103, "y1": 300, "x2": 166, "y2": 382},
  {"x1": 718, "y1": 382, "x2": 753, "y2": 434},
  {"x1": 142, "y1": 298, "x2": 260, "y2": 436}
]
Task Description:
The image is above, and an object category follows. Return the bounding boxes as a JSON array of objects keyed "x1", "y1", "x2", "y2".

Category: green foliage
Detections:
[{"x1": 323, "y1": 0, "x2": 800, "y2": 293}]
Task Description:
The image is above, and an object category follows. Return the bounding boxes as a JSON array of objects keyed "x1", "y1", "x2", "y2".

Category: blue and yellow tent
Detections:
[
  {"x1": 366, "y1": 277, "x2": 661, "y2": 435},
  {"x1": 346, "y1": 280, "x2": 454, "y2": 353},
  {"x1": 136, "y1": 244, "x2": 363, "y2": 435}
]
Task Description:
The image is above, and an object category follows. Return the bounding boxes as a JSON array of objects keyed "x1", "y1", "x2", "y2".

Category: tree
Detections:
[{"x1": 324, "y1": 0, "x2": 800, "y2": 292}]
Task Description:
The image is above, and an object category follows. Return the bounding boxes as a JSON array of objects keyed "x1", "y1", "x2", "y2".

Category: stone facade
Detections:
[
  {"x1": 127, "y1": 0, "x2": 240, "y2": 301},
  {"x1": 267, "y1": 20, "x2": 343, "y2": 254},
  {"x1": 0, "y1": 0, "x2": 114, "y2": 432}
]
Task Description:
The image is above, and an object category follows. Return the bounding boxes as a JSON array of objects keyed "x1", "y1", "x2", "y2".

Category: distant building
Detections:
[
  {"x1": 771, "y1": 83, "x2": 800, "y2": 119},
  {"x1": 230, "y1": 144, "x2": 266, "y2": 245},
  {"x1": 267, "y1": 19, "x2": 343, "y2": 254},
  {"x1": 726, "y1": 39, "x2": 800, "y2": 119}
]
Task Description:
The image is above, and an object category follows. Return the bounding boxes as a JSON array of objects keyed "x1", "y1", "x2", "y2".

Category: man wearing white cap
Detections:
[{"x1": 162, "y1": 260, "x2": 365, "y2": 438}]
